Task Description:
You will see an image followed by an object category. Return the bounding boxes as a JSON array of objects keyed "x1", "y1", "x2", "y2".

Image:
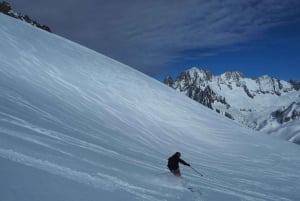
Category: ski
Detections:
[{"x1": 187, "y1": 186, "x2": 202, "y2": 195}]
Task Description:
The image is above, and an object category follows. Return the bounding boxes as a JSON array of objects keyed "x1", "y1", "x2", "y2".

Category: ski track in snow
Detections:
[{"x1": 0, "y1": 148, "x2": 162, "y2": 201}]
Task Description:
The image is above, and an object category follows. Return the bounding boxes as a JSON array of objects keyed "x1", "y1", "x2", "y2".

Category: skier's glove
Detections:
[{"x1": 187, "y1": 163, "x2": 191, "y2": 167}]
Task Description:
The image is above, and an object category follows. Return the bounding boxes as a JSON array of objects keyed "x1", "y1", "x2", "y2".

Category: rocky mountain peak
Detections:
[
  {"x1": 272, "y1": 102, "x2": 300, "y2": 124},
  {"x1": 186, "y1": 67, "x2": 213, "y2": 81},
  {"x1": 289, "y1": 80, "x2": 300, "y2": 91},
  {"x1": 171, "y1": 67, "x2": 213, "y2": 90},
  {"x1": 163, "y1": 76, "x2": 174, "y2": 87},
  {"x1": 221, "y1": 71, "x2": 245, "y2": 82},
  {"x1": 256, "y1": 75, "x2": 284, "y2": 95}
]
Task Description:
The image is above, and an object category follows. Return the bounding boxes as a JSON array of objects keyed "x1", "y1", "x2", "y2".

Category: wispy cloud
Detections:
[{"x1": 10, "y1": 0, "x2": 300, "y2": 75}]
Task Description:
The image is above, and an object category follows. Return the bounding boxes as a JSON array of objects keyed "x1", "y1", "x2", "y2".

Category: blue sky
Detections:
[
  {"x1": 157, "y1": 22, "x2": 300, "y2": 81},
  {"x1": 156, "y1": 15, "x2": 300, "y2": 81},
  {"x1": 8, "y1": 0, "x2": 300, "y2": 81}
]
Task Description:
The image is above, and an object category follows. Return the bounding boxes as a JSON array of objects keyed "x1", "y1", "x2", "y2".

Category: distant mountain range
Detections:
[
  {"x1": 164, "y1": 67, "x2": 300, "y2": 145},
  {"x1": 0, "y1": 1, "x2": 51, "y2": 32}
]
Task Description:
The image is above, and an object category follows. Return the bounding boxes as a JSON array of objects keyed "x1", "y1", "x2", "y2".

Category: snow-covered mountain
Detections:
[
  {"x1": 1, "y1": 14, "x2": 300, "y2": 201},
  {"x1": 164, "y1": 67, "x2": 300, "y2": 144}
]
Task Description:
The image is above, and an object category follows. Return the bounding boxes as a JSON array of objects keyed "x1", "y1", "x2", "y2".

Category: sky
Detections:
[{"x1": 7, "y1": 0, "x2": 300, "y2": 81}]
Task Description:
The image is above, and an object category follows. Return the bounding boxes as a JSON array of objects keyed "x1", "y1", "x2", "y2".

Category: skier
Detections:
[{"x1": 167, "y1": 152, "x2": 190, "y2": 176}]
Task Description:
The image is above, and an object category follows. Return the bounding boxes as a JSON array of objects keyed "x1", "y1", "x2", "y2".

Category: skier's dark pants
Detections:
[{"x1": 170, "y1": 168, "x2": 181, "y2": 176}]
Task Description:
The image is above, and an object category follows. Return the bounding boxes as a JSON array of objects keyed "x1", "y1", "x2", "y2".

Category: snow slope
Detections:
[{"x1": 0, "y1": 14, "x2": 300, "y2": 201}]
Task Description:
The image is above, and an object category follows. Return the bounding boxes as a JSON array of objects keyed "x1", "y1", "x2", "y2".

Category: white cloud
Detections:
[{"x1": 9, "y1": 0, "x2": 300, "y2": 75}]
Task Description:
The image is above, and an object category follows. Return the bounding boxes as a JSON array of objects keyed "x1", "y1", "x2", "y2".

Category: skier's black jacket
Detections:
[{"x1": 167, "y1": 153, "x2": 190, "y2": 170}]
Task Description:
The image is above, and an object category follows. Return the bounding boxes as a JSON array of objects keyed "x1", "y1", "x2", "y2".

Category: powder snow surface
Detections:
[{"x1": 0, "y1": 14, "x2": 300, "y2": 201}]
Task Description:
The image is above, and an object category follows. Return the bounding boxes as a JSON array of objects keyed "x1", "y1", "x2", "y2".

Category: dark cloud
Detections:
[{"x1": 8, "y1": 0, "x2": 300, "y2": 76}]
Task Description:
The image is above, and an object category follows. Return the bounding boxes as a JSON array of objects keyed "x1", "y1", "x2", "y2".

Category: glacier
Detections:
[{"x1": 0, "y1": 13, "x2": 300, "y2": 201}]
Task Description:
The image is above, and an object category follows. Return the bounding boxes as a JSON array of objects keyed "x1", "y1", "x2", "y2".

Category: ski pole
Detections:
[{"x1": 190, "y1": 166, "x2": 203, "y2": 176}]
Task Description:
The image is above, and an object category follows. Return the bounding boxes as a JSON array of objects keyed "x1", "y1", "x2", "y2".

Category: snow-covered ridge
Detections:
[
  {"x1": 220, "y1": 71, "x2": 244, "y2": 82},
  {"x1": 164, "y1": 67, "x2": 300, "y2": 144},
  {"x1": 272, "y1": 102, "x2": 300, "y2": 124},
  {"x1": 0, "y1": 1, "x2": 51, "y2": 32},
  {"x1": 1, "y1": 14, "x2": 300, "y2": 201}
]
